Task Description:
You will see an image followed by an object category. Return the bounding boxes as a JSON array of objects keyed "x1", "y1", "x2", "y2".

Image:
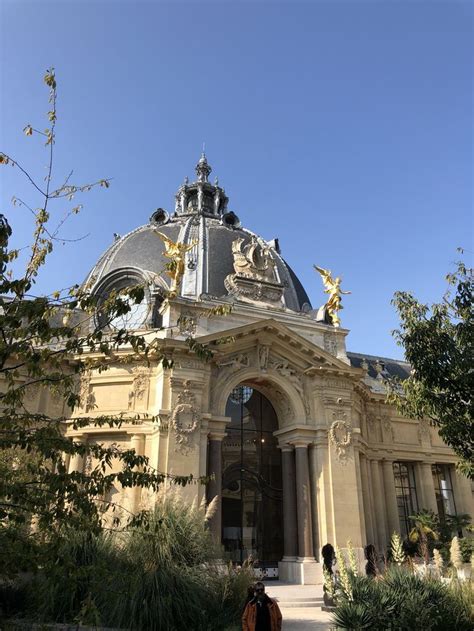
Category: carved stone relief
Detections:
[
  {"x1": 329, "y1": 402, "x2": 353, "y2": 464},
  {"x1": 323, "y1": 333, "x2": 338, "y2": 356},
  {"x1": 217, "y1": 353, "x2": 249, "y2": 370},
  {"x1": 225, "y1": 237, "x2": 284, "y2": 303},
  {"x1": 178, "y1": 312, "x2": 197, "y2": 336},
  {"x1": 258, "y1": 345, "x2": 270, "y2": 371},
  {"x1": 128, "y1": 367, "x2": 150, "y2": 410},
  {"x1": 170, "y1": 381, "x2": 200, "y2": 454},
  {"x1": 79, "y1": 372, "x2": 95, "y2": 413},
  {"x1": 418, "y1": 418, "x2": 432, "y2": 445},
  {"x1": 382, "y1": 415, "x2": 395, "y2": 443}
]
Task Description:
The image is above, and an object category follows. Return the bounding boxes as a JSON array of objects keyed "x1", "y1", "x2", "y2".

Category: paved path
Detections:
[{"x1": 263, "y1": 581, "x2": 335, "y2": 631}]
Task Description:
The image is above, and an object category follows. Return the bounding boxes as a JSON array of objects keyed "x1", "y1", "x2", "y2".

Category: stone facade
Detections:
[{"x1": 55, "y1": 156, "x2": 473, "y2": 583}]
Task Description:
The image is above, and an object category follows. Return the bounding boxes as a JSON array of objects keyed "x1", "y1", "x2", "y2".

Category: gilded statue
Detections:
[
  {"x1": 314, "y1": 265, "x2": 351, "y2": 327},
  {"x1": 155, "y1": 231, "x2": 196, "y2": 296}
]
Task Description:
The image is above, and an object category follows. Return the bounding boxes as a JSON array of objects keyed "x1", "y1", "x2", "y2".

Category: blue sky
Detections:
[{"x1": 1, "y1": 0, "x2": 472, "y2": 359}]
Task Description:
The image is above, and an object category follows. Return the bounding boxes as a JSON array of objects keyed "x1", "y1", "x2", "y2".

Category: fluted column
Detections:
[
  {"x1": 281, "y1": 445, "x2": 298, "y2": 559},
  {"x1": 370, "y1": 459, "x2": 387, "y2": 551},
  {"x1": 207, "y1": 435, "x2": 223, "y2": 540},
  {"x1": 418, "y1": 462, "x2": 438, "y2": 514},
  {"x1": 295, "y1": 442, "x2": 314, "y2": 559},
  {"x1": 382, "y1": 460, "x2": 400, "y2": 536}
]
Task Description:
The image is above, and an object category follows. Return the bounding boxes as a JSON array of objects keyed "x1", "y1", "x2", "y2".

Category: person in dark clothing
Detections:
[{"x1": 242, "y1": 582, "x2": 282, "y2": 631}]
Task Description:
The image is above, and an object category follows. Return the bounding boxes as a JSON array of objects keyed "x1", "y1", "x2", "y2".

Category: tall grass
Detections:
[
  {"x1": 29, "y1": 493, "x2": 253, "y2": 630},
  {"x1": 332, "y1": 565, "x2": 473, "y2": 630}
]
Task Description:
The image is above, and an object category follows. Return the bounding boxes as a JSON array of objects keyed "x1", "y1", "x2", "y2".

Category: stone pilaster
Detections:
[
  {"x1": 382, "y1": 459, "x2": 400, "y2": 536},
  {"x1": 359, "y1": 454, "x2": 375, "y2": 545},
  {"x1": 418, "y1": 462, "x2": 439, "y2": 514},
  {"x1": 370, "y1": 459, "x2": 388, "y2": 552},
  {"x1": 281, "y1": 445, "x2": 298, "y2": 559},
  {"x1": 207, "y1": 434, "x2": 223, "y2": 540}
]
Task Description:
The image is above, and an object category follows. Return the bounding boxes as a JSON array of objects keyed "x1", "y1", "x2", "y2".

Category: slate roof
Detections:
[{"x1": 348, "y1": 352, "x2": 411, "y2": 380}]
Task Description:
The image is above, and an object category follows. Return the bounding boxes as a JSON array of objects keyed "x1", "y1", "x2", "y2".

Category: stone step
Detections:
[{"x1": 279, "y1": 601, "x2": 323, "y2": 608}]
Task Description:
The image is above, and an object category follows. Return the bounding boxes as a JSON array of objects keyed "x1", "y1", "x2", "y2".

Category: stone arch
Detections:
[{"x1": 212, "y1": 367, "x2": 306, "y2": 426}]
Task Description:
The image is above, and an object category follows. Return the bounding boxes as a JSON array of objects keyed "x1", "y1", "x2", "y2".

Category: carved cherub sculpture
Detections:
[
  {"x1": 314, "y1": 265, "x2": 351, "y2": 327},
  {"x1": 155, "y1": 231, "x2": 196, "y2": 296}
]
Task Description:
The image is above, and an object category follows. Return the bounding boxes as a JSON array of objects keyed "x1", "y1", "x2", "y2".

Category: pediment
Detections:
[{"x1": 198, "y1": 318, "x2": 360, "y2": 378}]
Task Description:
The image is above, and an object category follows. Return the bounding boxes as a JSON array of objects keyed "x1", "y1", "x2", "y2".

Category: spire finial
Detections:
[{"x1": 195, "y1": 151, "x2": 212, "y2": 183}]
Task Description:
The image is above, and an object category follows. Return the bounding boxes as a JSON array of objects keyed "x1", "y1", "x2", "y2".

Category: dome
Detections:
[{"x1": 85, "y1": 155, "x2": 311, "y2": 326}]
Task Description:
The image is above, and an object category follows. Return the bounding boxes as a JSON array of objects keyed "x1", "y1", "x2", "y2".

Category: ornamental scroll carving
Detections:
[
  {"x1": 170, "y1": 381, "x2": 200, "y2": 454},
  {"x1": 329, "y1": 402, "x2": 352, "y2": 464},
  {"x1": 128, "y1": 367, "x2": 150, "y2": 410}
]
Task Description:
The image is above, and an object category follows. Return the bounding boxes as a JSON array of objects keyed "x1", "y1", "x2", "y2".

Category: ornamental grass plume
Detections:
[
  {"x1": 450, "y1": 536, "x2": 463, "y2": 572},
  {"x1": 390, "y1": 532, "x2": 406, "y2": 566},
  {"x1": 335, "y1": 545, "x2": 353, "y2": 601},
  {"x1": 347, "y1": 539, "x2": 359, "y2": 576},
  {"x1": 433, "y1": 548, "x2": 444, "y2": 577}
]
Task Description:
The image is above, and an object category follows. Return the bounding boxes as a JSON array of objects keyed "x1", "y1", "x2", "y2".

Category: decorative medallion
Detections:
[
  {"x1": 170, "y1": 381, "x2": 200, "y2": 454},
  {"x1": 329, "y1": 402, "x2": 352, "y2": 464}
]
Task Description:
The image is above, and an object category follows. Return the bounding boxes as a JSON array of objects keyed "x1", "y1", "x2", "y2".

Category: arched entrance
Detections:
[{"x1": 221, "y1": 385, "x2": 283, "y2": 568}]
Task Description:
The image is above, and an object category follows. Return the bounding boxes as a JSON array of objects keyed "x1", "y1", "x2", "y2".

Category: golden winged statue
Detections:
[
  {"x1": 314, "y1": 265, "x2": 351, "y2": 327},
  {"x1": 155, "y1": 231, "x2": 197, "y2": 296}
]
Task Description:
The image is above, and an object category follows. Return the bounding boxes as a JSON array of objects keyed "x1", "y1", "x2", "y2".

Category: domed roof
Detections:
[{"x1": 86, "y1": 155, "x2": 311, "y2": 313}]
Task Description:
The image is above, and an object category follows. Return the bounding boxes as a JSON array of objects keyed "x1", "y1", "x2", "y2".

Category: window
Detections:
[
  {"x1": 432, "y1": 464, "x2": 457, "y2": 521},
  {"x1": 393, "y1": 462, "x2": 419, "y2": 538}
]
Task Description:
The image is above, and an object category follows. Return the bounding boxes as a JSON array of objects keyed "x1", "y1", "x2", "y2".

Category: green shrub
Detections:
[
  {"x1": 459, "y1": 537, "x2": 474, "y2": 563},
  {"x1": 332, "y1": 565, "x2": 473, "y2": 630},
  {"x1": 25, "y1": 493, "x2": 254, "y2": 630}
]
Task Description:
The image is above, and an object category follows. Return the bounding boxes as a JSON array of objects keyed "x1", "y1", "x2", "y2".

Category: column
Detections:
[
  {"x1": 295, "y1": 442, "x2": 314, "y2": 559},
  {"x1": 281, "y1": 446, "x2": 298, "y2": 559},
  {"x1": 359, "y1": 454, "x2": 375, "y2": 545},
  {"x1": 207, "y1": 435, "x2": 223, "y2": 541},
  {"x1": 126, "y1": 434, "x2": 145, "y2": 515},
  {"x1": 418, "y1": 462, "x2": 439, "y2": 514},
  {"x1": 382, "y1": 459, "x2": 400, "y2": 536},
  {"x1": 452, "y1": 469, "x2": 474, "y2": 520},
  {"x1": 370, "y1": 459, "x2": 387, "y2": 552},
  {"x1": 69, "y1": 434, "x2": 85, "y2": 473}
]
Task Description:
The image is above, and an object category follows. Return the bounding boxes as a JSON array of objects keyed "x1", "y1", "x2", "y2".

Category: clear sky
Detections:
[{"x1": 1, "y1": 0, "x2": 472, "y2": 359}]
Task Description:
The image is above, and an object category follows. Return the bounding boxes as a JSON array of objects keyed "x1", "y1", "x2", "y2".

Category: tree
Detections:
[
  {"x1": 0, "y1": 69, "x2": 216, "y2": 574},
  {"x1": 390, "y1": 257, "x2": 473, "y2": 478}
]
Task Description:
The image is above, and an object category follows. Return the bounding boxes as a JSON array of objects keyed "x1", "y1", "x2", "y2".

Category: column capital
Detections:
[
  {"x1": 208, "y1": 432, "x2": 226, "y2": 442},
  {"x1": 278, "y1": 443, "x2": 294, "y2": 452},
  {"x1": 293, "y1": 440, "x2": 311, "y2": 449}
]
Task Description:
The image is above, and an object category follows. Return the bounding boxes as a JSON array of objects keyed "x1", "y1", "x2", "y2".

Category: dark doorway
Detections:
[{"x1": 222, "y1": 386, "x2": 283, "y2": 567}]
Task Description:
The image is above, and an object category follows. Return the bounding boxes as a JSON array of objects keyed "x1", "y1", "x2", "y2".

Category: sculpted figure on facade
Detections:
[
  {"x1": 314, "y1": 266, "x2": 351, "y2": 327},
  {"x1": 218, "y1": 353, "x2": 249, "y2": 371},
  {"x1": 154, "y1": 232, "x2": 197, "y2": 296}
]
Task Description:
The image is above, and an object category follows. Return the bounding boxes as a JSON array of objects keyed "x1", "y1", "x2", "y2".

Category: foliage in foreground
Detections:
[
  {"x1": 332, "y1": 565, "x2": 473, "y2": 631},
  {"x1": 390, "y1": 257, "x2": 474, "y2": 477},
  {"x1": 4, "y1": 494, "x2": 253, "y2": 631}
]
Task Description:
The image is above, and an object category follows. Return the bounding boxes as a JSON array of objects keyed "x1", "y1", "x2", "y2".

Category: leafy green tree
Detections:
[
  {"x1": 390, "y1": 257, "x2": 473, "y2": 477},
  {"x1": 0, "y1": 69, "x2": 213, "y2": 574}
]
